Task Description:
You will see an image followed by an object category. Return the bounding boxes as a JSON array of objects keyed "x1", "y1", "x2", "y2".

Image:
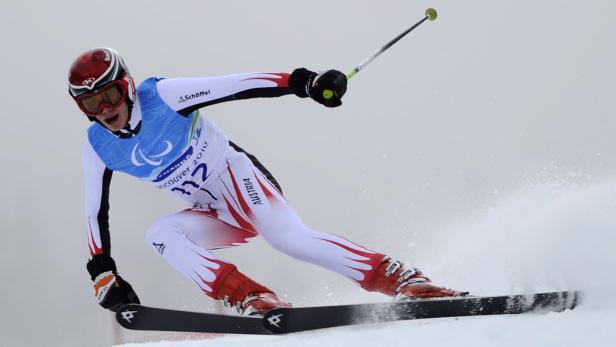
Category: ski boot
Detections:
[
  {"x1": 214, "y1": 267, "x2": 291, "y2": 316},
  {"x1": 366, "y1": 256, "x2": 465, "y2": 300}
]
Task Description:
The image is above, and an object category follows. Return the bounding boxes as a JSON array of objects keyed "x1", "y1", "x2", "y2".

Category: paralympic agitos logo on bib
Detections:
[
  {"x1": 131, "y1": 141, "x2": 173, "y2": 167},
  {"x1": 178, "y1": 90, "x2": 211, "y2": 103}
]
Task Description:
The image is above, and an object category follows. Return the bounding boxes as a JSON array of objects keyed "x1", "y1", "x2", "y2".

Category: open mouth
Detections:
[{"x1": 104, "y1": 114, "x2": 120, "y2": 125}]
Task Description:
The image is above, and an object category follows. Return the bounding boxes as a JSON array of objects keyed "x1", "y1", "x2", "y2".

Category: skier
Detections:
[{"x1": 69, "y1": 47, "x2": 460, "y2": 316}]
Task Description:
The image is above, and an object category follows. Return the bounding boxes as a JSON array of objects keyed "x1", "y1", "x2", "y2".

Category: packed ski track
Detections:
[{"x1": 117, "y1": 179, "x2": 616, "y2": 347}]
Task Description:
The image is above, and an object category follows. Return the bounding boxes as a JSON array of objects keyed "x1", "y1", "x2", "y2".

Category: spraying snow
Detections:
[
  {"x1": 427, "y1": 177, "x2": 616, "y2": 309},
  {"x1": 116, "y1": 178, "x2": 616, "y2": 346}
]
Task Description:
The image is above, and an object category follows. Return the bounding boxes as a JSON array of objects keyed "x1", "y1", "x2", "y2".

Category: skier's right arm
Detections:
[
  {"x1": 156, "y1": 69, "x2": 347, "y2": 114},
  {"x1": 83, "y1": 142, "x2": 140, "y2": 311}
]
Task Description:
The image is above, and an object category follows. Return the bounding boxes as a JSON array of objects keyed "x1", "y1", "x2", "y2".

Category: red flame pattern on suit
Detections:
[
  {"x1": 88, "y1": 221, "x2": 103, "y2": 256},
  {"x1": 254, "y1": 169, "x2": 281, "y2": 204},
  {"x1": 317, "y1": 238, "x2": 384, "y2": 288},
  {"x1": 222, "y1": 194, "x2": 258, "y2": 234},
  {"x1": 192, "y1": 251, "x2": 235, "y2": 297},
  {"x1": 241, "y1": 73, "x2": 289, "y2": 88}
]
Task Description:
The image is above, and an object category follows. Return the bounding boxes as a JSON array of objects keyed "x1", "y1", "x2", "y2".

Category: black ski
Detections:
[
  {"x1": 115, "y1": 304, "x2": 270, "y2": 335},
  {"x1": 116, "y1": 291, "x2": 580, "y2": 335},
  {"x1": 262, "y1": 290, "x2": 580, "y2": 334}
]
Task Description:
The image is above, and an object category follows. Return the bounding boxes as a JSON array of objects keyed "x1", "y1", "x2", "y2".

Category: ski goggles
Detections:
[{"x1": 76, "y1": 81, "x2": 128, "y2": 115}]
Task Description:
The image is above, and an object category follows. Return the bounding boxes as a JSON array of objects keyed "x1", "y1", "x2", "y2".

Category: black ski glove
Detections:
[
  {"x1": 289, "y1": 68, "x2": 347, "y2": 107},
  {"x1": 87, "y1": 254, "x2": 140, "y2": 312}
]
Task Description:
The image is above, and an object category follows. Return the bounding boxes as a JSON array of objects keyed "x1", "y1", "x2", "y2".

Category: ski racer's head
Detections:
[{"x1": 68, "y1": 47, "x2": 136, "y2": 132}]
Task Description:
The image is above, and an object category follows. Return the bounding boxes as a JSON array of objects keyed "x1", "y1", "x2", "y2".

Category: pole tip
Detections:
[{"x1": 425, "y1": 8, "x2": 438, "y2": 21}]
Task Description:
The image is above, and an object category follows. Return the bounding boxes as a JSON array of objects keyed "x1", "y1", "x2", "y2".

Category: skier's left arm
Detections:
[
  {"x1": 157, "y1": 69, "x2": 347, "y2": 115},
  {"x1": 82, "y1": 142, "x2": 140, "y2": 312}
]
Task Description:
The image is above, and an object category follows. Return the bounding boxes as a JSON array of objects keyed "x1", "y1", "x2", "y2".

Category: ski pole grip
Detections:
[
  {"x1": 323, "y1": 70, "x2": 357, "y2": 100},
  {"x1": 323, "y1": 90, "x2": 334, "y2": 100}
]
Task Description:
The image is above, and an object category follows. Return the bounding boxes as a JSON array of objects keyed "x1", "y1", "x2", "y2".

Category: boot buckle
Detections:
[{"x1": 385, "y1": 261, "x2": 402, "y2": 277}]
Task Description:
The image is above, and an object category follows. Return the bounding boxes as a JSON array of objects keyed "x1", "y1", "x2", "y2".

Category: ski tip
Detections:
[
  {"x1": 425, "y1": 8, "x2": 438, "y2": 21},
  {"x1": 115, "y1": 304, "x2": 143, "y2": 329},
  {"x1": 570, "y1": 290, "x2": 583, "y2": 309}
]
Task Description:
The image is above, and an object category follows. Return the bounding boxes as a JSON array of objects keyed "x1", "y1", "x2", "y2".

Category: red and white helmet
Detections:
[{"x1": 68, "y1": 47, "x2": 136, "y2": 118}]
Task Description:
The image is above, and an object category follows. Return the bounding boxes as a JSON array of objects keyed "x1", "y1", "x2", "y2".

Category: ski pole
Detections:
[{"x1": 323, "y1": 8, "x2": 438, "y2": 100}]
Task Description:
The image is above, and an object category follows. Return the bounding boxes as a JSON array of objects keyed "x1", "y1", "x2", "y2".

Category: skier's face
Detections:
[{"x1": 94, "y1": 101, "x2": 130, "y2": 132}]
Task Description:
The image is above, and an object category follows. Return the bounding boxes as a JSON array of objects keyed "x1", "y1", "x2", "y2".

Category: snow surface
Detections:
[{"x1": 116, "y1": 179, "x2": 616, "y2": 347}]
